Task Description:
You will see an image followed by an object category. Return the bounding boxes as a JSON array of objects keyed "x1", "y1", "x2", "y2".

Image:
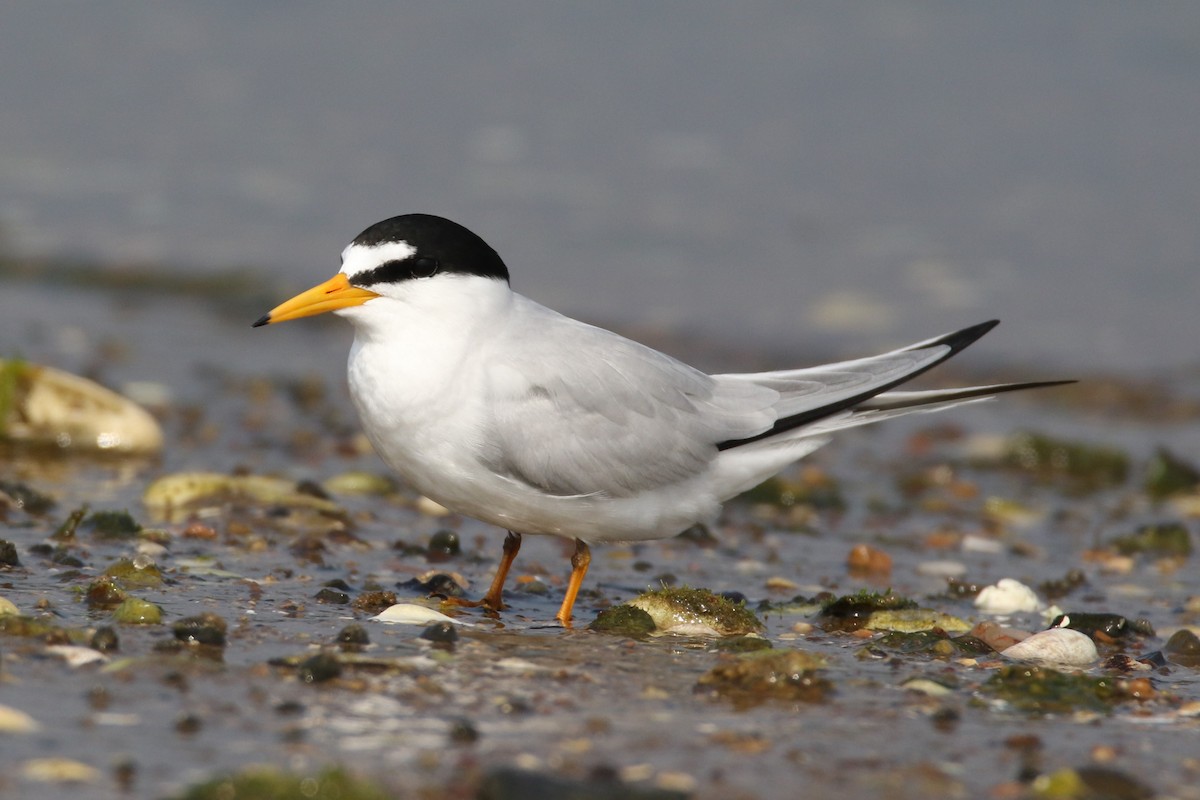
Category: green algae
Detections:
[
  {"x1": 172, "y1": 765, "x2": 391, "y2": 800},
  {"x1": 103, "y1": 557, "x2": 165, "y2": 589},
  {"x1": 1143, "y1": 447, "x2": 1200, "y2": 500},
  {"x1": 981, "y1": 666, "x2": 1132, "y2": 716},
  {"x1": 111, "y1": 597, "x2": 163, "y2": 625},
  {"x1": 818, "y1": 589, "x2": 918, "y2": 631},
  {"x1": 1110, "y1": 522, "x2": 1192, "y2": 558},
  {"x1": 82, "y1": 509, "x2": 142, "y2": 541},
  {"x1": 697, "y1": 648, "x2": 832, "y2": 707},
  {"x1": 994, "y1": 431, "x2": 1130, "y2": 492},
  {"x1": 627, "y1": 586, "x2": 763, "y2": 636},
  {"x1": 588, "y1": 604, "x2": 657, "y2": 637},
  {"x1": 865, "y1": 608, "x2": 971, "y2": 633}
]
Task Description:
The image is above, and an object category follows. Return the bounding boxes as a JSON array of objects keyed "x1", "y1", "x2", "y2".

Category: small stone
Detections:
[
  {"x1": 111, "y1": 597, "x2": 163, "y2": 625},
  {"x1": 419, "y1": 621, "x2": 459, "y2": 646},
  {"x1": 448, "y1": 718, "x2": 479, "y2": 744},
  {"x1": 1163, "y1": 628, "x2": 1200, "y2": 667},
  {"x1": 697, "y1": 649, "x2": 831, "y2": 708},
  {"x1": 85, "y1": 577, "x2": 128, "y2": 609},
  {"x1": 629, "y1": 586, "x2": 762, "y2": 636},
  {"x1": 426, "y1": 529, "x2": 461, "y2": 561},
  {"x1": 172, "y1": 613, "x2": 228, "y2": 646},
  {"x1": 399, "y1": 572, "x2": 468, "y2": 599},
  {"x1": 21, "y1": 757, "x2": 101, "y2": 784},
  {"x1": 588, "y1": 605, "x2": 657, "y2": 637},
  {"x1": 297, "y1": 652, "x2": 342, "y2": 684},
  {"x1": 0, "y1": 704, "x2": 40, "y2": 733},
  {"x1": 969, "y1": 621, "x2": 1030, "y2": 652},
  {"x1": 866, "y1": 608, "x2": 971, "y2": 633},
  {"x1": 350, "y1": 590, "x2": 397, "y2": 615},
  {"x1": 0, "y1": 539, "x2": 20, "y2": 567},
  {"x1": 1048, "y1": 612, "x2": 1129, "y2": 640},
  {"x1": 1110, "y1": 522, "x2": 1192, "y2": 558},
  {"x1": 82, "y1": 510, "x2": 142, "y2": 541},
  {"x1": 314, "y1": 587, "x2": 351, "y2": 604},
  {"x1": 846, "y1": 543, "x2": 892, "y2": 575},
  {"x1": 1143, "y1": 447, "x2": 1200, "y2": 500},
  {"x1": 335, "y1": 623, "x2": 370, "y2": 648},
  {"x1": 102, "y1": 558, "x2": 164, "y2": 589},
  {"x1": 0, "y1": 481, "x2": 55, "y2": 515},
  {"x1": 90, "y1": 626, "x2": 119, "y2": 652}
]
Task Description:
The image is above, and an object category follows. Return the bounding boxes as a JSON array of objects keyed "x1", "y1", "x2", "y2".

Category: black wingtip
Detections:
[
  {"x1": 251, "y1": 314, "x2": 270, "y2": 328},
  {"x1": 914, "y1": 319, "x2": 1000, "y2": 355}
]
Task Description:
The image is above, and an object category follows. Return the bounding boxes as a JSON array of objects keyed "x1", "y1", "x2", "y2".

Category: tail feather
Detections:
[{"x1": 716, "y1": 321, "x2": 1072, "y2": 452}]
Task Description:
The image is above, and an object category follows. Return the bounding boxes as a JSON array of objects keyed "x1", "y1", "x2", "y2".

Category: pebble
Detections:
[
  {"x1": 21, "y1": 758, "x2": 101, "y2": 784},
  {"x1": 1001, "y1": 627, "x2": 1099, "y2": 667},
  {"x1": 974, "y1": 578, "x2": 1043, "y2": 614},
  {"x1": 0, "y1": 704, "x2": 40, "y2": 733},
  {"x1": 970, "y1": 621, "x2": 1031, "y2": 652},
  {"x1": 415, "y1": 496, "x2": 450, "y2": 517},
  {"x1": 916, "y1": 560, "x2": 968, "y2": 578}
]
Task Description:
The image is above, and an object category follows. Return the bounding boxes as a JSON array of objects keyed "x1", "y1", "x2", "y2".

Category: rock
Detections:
[
  {"x1": 110, "y1": 597, "x2": 164, "y2": 625},
  {"x1": 865, "y1": 608, "x2": 971, "y2": 633},
  {"x1": 173, "y1": 613, "x2": 228, "y2": 646},
  {"x1": 143, "y1": 472, "x2": 345, "y2": 518},
  {"x1": 628, "y1": 587, "x2": 762, "y2": 636},
  {"x1": 419, "y1": 621, "x2": 458, "y2": 646},
  {"x1": 588, "y1": 605, "x2": 657, "y2": 637},
  {"x1": 1110, "y1": 522, "x2": 1192, "y2": 558},
  {"x1": 697, "y1": 649, "x2": 832, "y2": 707},
  {"x1": 0, "y1": 704, "x2": 40, "y2": 733},
  {"x1": 1163, "y1": 628, "x2": 1200, "y2": 667},
  {"x1": 20, "y1": 757, "x2": 102, "y2": 784},
  {"x1": 297, "y1": 652, "x2": 342, "y2": 684},
  {"x1": 478, "y1": 766, "x2": 690, "y2": 800}
]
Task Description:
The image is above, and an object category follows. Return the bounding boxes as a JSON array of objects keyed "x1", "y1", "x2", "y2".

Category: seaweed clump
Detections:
[{"x1": 697, "y1": 649, "x2": 831, "y2": 708}]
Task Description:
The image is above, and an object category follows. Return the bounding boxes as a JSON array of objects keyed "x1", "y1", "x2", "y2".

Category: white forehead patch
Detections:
[{"x1": 339, "y1": 240, "x2": 417, "y2": 279}]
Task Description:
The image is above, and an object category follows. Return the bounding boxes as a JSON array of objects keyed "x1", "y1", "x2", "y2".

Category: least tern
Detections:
[{"x1": 254, "y1": 213, "x2": 1069, "y2": 624}]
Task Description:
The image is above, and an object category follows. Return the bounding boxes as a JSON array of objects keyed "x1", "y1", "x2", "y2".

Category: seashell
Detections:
[
  {"x1": 974, "y1": 578, "x2": 1042, "y2": 615},
  {"x1": 371, "y1": 603, "x2": 467, "y2": 626},
  {"x1": 0, "y1": 360, "x2": 162, "y2": 455},
  {"x1": 1001, "y1": 626, "x2": 1098, "y2": 667}
]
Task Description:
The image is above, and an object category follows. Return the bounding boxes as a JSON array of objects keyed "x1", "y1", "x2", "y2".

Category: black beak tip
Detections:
[{"x1": 251, "y1": 314, "x2": 271, "y2": 328}]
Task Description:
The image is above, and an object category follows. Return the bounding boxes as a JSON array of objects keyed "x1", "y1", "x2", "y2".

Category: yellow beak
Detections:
[{"x1": 253, "y1": 273, "x2": 380, "y2": 327}]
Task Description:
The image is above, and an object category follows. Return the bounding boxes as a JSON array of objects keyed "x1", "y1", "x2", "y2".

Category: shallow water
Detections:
[{"x1": 2, "y1": 281, "x2": 1199, "y2": 799}]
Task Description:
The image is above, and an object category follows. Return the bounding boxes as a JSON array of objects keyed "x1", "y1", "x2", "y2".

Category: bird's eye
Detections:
[{"x1": 412, "y1": 256, "x2": 439, "y2": 278}]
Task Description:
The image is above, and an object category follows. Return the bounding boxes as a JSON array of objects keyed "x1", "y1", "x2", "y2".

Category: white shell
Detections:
[
  {"x1": 371, "y1": 603, "x2": 467, "y2": 626},
  {"x1": 44, "y1": 645, "x2": 110, "y2": 668},
  {"x1": 1001, "y1": 627, "x2": 1099, "y2": 667},
  {"x1": 974, "y1": 578, "x2": 1043, "y2": 615},
  {"x1": 0, "y1": 361, "x2": 162, "y2": 454}
]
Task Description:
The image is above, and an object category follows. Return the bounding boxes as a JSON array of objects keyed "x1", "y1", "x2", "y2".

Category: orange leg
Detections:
[
  {"x1": 555, "y1": 539, "x2": 591, "y2": 626},
  {"x1": 444, "y1": 531, "x2": 521, "y2": 612}
]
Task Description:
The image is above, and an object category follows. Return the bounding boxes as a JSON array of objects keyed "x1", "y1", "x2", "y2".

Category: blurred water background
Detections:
[{"x1": 1, "y1": 3, "x2": 1198, "y2": 378}]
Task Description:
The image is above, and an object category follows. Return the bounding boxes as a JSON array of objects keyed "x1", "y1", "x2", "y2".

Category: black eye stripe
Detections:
[{"x1": 353, "y1": 258, "x2": 432, "y2": 287}]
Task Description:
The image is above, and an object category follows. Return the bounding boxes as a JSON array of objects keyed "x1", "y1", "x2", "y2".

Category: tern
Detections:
[{"x1": 254, "y1": 213, "x2": 1069, "y2": 624}]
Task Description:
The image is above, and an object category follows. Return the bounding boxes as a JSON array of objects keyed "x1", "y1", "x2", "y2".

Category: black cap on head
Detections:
[{"x1": 347, "y1": 214, "x2": 510, "y2": 287}]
